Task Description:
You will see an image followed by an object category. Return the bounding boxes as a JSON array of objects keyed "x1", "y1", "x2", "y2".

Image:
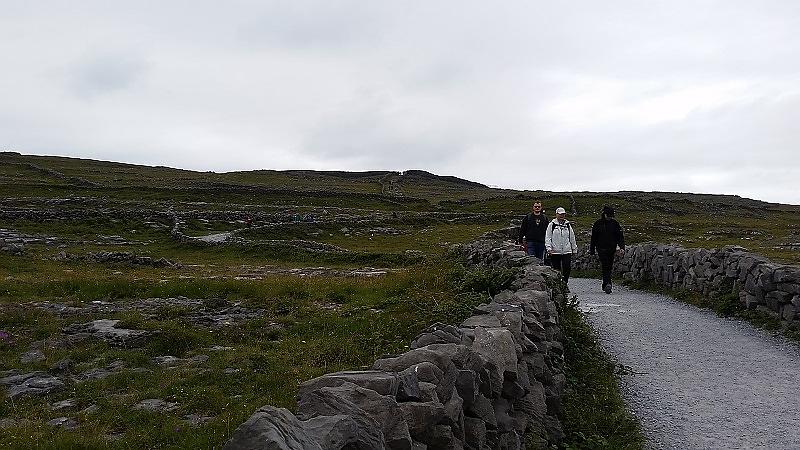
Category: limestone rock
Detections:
[
  {"x1": 20, "y1": 349, "x2": 46, "y2": 364},
  {"x1": 299, "y1": 383, "x2": 411, "y2": 450},
  {"x1": 0, "y1": 371, "x2": 64, "y2": 399},
  {"x1": 223, "y1": 405, "x2": 323, "y2": 450},
  {"x1": 63, "y1": 319, "x2": 151, "y2": 347},
  {"x1": 133, "y1": 399, "x2": 178, "y2": 412}
]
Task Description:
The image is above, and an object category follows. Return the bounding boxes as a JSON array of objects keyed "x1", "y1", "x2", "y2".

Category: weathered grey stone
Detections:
[
  {"x1": 442, "y1": 388, "x2": 465, "y2": 441},
  {"x1": 511, "y1": 290, "x2": 551, "y2": 311},
  {"x1": 489, "y1": 290, "x2": 514, "y2": 304},
  {"x1": 62, "y1": 319, "x2": 151, "y2": 347},
  {"x1": 502, "y1": 377, "x2": 525, "y2": 399},
  {"x1": 418, "y1": 344, "x2": 491, "y2": 380},
  {"x1": 777, "y1": 282, "x2": 800, "y2": 295},
  {"x1": 461, "y1": 315, "x2": 502, "y2": 328},
  {"x1": 374, "y1": 349, "x2": 454, "y2": 377},
  {"x1": 378, "y1": 350, "x2": 457, "y2": 404},
  {"x1": 493, "y1": 397, "x2": 515, "y2": 432},
  {"x1": 190, "y1": 354, "x2": 209, "y2": 363},
  {"x1": 496, "y1": 431, "x2": 522, "y2": 450},
  {"x1": 80, "y1": 404, "x2": 99, "y2": 415},
  {"x1": 455, "y1": 370, "x2": 476, "y2": 410},
  {"x1": 0, "y1": 371, "x2": 64, "y2": 399},
  {"x1": 766, "y1": 290, "x2": 794, "y2": 304},
  {"x1": 299, "y1": 370, "x2": 403, "y2": 400},
  {"x1": 783, "y1": 304, "x2": 797, "y2": 322},
  {"x1": 48, "y1": 417, "x2": 78, "y2": 430},
  {"x1": 153, "y1": 356, "x2": 182, "y2": 366},
  {"x1": 514, "y1": 383, "x2": 547, "y2": 422},
  {"x1": 467, "y1": 394, "x2": 496, "y2": 428},
  {"x1": 74, "y1": 366, "x2": 115, "y2": 383},
  {"x1": 133, "y1": 399, "x2": 178, "y2": 412},
  {"x1": 298, "y1": 383, "x2": 407, "y2": 450},
  {"x1": 774, "y1": 267, "x2": 800, "y2": 283},
  {"x1": 411, "y1": 323, "x2": 462, "y2": 349},
  {"x1": 302, "y1": 414, "x2": 365, "y2": 450},
  {"x1": 417, "y1": 382, "x2": 439, "y2": 403},
  {"x1": 418, "y1": 424, "x2": 463, "y2": 450},
  {"x1": 50, "y1": 398, "x2": 78, "y2": 410},
  {"x1": 474, "y1": 302, "x2": 524, "y2": 316},
  {"x1": 51, "y1": 358, "x2": 74, "y2": 372},
  {"x1": 20, "y1": 349, "x2": 45, "y2": 364},
  {"x1": 403, "y1": 363, "x2": 443, "y2": 386},
  {"x1": 744, "y1": 293, "x2": 760, "y2": 309},
  {"x1": 471, "y1": 327, "x2": 517, "y2": 379},
  {"x1": 223, "y1": 405, "x2": 324, "y2": 450},
  {"x1": 543, "y1": 414, "x2": 565, "y2": 444},
  {"x1": 398, "y1": 401, "x2": 446, "y2": 442},
  {"x1": 184, "y1": 414, "x2": 215, "y2": 426},
  {"x1": 523, "y1": 316, "x2": 547, "y2": 341},
  {"x1": 463, "y1": 416, "x2": 487, "y2": 449}
]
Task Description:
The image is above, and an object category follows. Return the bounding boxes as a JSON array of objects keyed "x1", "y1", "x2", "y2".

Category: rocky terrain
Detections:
[{"x1": 0, "y1": 152, "x2": 797, "y2": 448}]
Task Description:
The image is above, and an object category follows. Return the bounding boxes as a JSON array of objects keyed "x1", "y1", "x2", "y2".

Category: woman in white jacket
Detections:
[{"x1": 545, "y1": 207, "x2": 578, "y2": 284}]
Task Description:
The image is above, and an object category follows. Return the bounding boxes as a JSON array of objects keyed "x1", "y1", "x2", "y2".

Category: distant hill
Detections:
[{"x1": 1, "y1": 151, "x2": 799, "y2": 263}]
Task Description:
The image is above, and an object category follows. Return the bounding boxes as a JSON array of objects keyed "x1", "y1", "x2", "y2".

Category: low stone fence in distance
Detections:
[
  {"x1": 223, "y1": 238, "x2": 568, "y2": 450},
  {"x1": 573, "y1": 243, "x2": 800, "y2": 322}
]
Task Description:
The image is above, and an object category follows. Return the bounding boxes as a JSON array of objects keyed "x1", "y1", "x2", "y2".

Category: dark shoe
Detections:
[{"x1": 603, "y1": 283, "x2": 612, "y2": 294}]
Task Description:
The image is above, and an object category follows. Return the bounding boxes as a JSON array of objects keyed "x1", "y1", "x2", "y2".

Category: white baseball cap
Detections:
[{"x1": 555, "y1": 207, "x2": 566, "y2": 214}]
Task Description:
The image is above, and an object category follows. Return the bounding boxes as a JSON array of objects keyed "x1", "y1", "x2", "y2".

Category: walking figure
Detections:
[
  {"x1": 590, "y1": 205, "x2": 625, "y2": 294},
  {"x1": 518, "y1": 200, "x2": 548, "y2": 260},
  {"x1": 545, "y1": 207, "x2": 577, "y2": 285}
]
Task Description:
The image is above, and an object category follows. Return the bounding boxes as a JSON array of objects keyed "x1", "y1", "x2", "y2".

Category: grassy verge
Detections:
[{"x1": 559, "y1": 295, "x2": 644, "y2": 450}]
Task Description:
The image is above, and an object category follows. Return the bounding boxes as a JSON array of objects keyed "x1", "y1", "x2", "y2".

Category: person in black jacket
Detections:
[
  {"x1": 590, "y1": 205, "x2": 625, "y2": 293},
  {"x1": 518, "y1": 200, "x2": 548, "y2": 259}
]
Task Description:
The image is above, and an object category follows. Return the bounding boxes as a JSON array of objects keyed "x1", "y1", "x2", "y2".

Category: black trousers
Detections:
[
  {"x1": 597, "y1": 248, "x2": 615, "y2": 287},
  {"x1": 550, "y1": 253, "x2": 572, "y2": 283}
]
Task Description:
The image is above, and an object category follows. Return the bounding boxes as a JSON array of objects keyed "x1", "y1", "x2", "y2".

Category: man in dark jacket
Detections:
[
  {"x1": 590, "y1": 205, "x2": 625, "y2": 293},
  {"x1": 518, "y1": 201, "x2": 548, "y2": 259}
]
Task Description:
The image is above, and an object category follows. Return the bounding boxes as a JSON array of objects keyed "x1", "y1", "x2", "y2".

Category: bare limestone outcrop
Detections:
[{"x1": 223, "y1": 238, "x2": 568, "y2": 450}]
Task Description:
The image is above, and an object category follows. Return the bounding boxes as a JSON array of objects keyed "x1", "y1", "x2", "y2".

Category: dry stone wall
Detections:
[
  {"x1": 223, "y1": 238, "x2": 568, "y2": 450},
  {"x1": 573, "y1": 243, "x2": 800, "y2": 321}
]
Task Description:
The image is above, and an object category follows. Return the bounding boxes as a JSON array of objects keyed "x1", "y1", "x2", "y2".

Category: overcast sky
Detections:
[{"x1": 2, "y1": 1, "x2": 799, "y2": 204}]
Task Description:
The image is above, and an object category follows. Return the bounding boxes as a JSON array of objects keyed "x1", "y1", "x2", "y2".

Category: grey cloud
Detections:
[
  {"x1": 2, "y1": 1, "x2": 799, "y2": 204},
  {"x1": 237, "y1": 1, "x2": 383, "y2": 49},
  {"x1": 68, "y1": 53, "x2": 148, "y2": 99}
]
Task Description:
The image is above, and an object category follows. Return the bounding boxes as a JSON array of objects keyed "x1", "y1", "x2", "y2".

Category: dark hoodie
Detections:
[
  {"x1": 518, "y1": 212, "x2": 549, "y2": 244},
  {"x1": 590, "y1": 208, "x2": 625, "y2": 253}
]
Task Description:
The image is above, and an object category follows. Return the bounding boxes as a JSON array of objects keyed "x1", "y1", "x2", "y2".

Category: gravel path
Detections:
[{"x1": 571, "y1": 277, "x2": 800, "y2": 450}]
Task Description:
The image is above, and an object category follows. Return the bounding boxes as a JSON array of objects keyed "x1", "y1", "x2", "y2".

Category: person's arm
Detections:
[
  {"x1": 518, "y1": 216, "x2": 527, "y2": 245},
  {"x1": 570, "y1": 224, "x2": 578, "y2": 254},
  {"x1": 544, "y1": 221, "x2": 553, "y2": 253}
]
